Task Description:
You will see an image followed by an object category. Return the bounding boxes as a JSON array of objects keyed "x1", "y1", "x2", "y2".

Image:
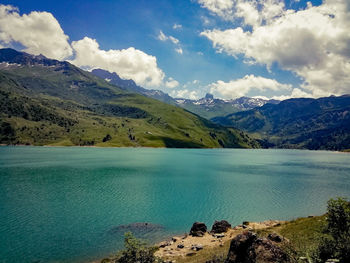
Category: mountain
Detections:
[
  {"x1": 91, "y1": 69, "x2": 176, "y2": 105},
  {"x1": 0, "y1": 48, "x2": 259, "y2": 148},
  {"x1": 175, "y1": 93, "x2": 280, "y2": 119},
  {"x1": 92, "y1": 69, "x2": 279, "y2": 120},
  {"x1": 212, "y1": 95, "x2": 350, "y2": 150}
]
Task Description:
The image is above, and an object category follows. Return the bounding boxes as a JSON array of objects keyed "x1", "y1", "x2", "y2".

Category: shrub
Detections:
[
  {"x1": 114, "y1": 232, "x2": 158, "y2": 263},
  {"x1": 313, "y1": 198, "x2": 350, "y2": 263}
]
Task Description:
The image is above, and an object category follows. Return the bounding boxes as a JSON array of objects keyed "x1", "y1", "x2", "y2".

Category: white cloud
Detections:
[
  {"x1": 271, "y1": 88, "x2": 313, "y2": 101},
  {"x1": 198, "y1": 0, "x2": 234, "y2": 20},
  {"x1": 173, "y1": 23, "x2": 182, "y2": 30},
  {"x1": 158, "y1": 30, "x2": 180, "y2": 44},
  {"x1": 175, "y1": 47, "x2": 183, "y2": 54},
  {"x1": 209, "y1": 75, "x2": 292, "y2": 99},
  {"x1": 158, "y1": 30, "x2": 168, "y2": 41},
  {"x1": 0, "y1": 5, "x2": 72, "y2": 60},
  {"x1": 169, "y1": 36, "x2": 180, "y2": 45},
  {"x1": 198, "y1": 0, "x2": 285, "y2": 25},
  {"x1": 171, "y1": 89, "x2": 199, "y2": 100},
  {"x1": 201, "y1": 0, "x2": 350, "y2": 97},
  {"x1": 70, "y1": 37, "x2": 165, "y2": 87},
  {"x1": 165, "y1": 77, "x2": 179, "y2": 88},
  {"x1": 158, "y1": 30, "x2": 182, "y2": 54}
]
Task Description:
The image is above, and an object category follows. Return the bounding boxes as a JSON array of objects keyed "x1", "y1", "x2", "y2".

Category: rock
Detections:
[
  {"x1": 172, "y1": 237, "x2": 177, "y2": 242},
  {"x1": 186, "y1": 252, "x2": 197, "y2": 257},
  {"x1": 159, "y1": 241, "x2": 171, "y2": 248},
  {"x1": 190, "y1": 222, "x2": 207, "y2": 237},
  {"x1": 191, "y1": 244, "x2": 203, "y2": 251},
  {"x1": 242, "y1": 221, "x2": 250, "y2": 225},
  {"x1": 226, "y1": 231, "x2": 290, "y2": 263},
  {"x1": 177, "y1": 243, "x2": 184, "y2": 249},
  {"x1": 214, "y1": 233, "x2": 225, "y2": 238},
  {"x1": 211, "y1": 220, "x2": 232, "y2": 233},
  {"x1": 268, "y1": 233, "x2": 283, "y2": 243}
]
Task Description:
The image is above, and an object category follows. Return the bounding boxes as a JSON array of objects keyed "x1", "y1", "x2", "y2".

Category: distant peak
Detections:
[{"x1": 205, "y1": 93, "x2": 214, "y2": 99}]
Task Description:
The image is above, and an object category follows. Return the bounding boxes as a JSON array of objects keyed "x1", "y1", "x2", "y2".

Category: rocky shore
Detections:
[{"x1": 155, "y1": 219, "x2": 284, "y2": 262}]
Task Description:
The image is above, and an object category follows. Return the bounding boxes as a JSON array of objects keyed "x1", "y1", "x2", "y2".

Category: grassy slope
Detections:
[{"x1": 0, "y1": 63, "x2": 258, "y2": 148}]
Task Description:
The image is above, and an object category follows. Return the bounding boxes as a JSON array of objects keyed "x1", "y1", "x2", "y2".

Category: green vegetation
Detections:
[
  {"x1": 313, "y1": 198, "x2": 350, "y2": 263},
  {"x1": 212, "y1": 96, "x2": 350, "y2": 150},
  {"x1": 102, "y1": 232, "x2": 159, "y2": 263},
  {"x1": 257, "y1": 198, "x2": 350, "y2": 263},
  {"x1": 0, "y1": 49, "x2": 259, "y2": 148}
]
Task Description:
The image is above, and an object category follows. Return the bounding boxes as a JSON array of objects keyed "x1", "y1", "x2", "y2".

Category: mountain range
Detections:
[
  {"x1": 212, "y1": 96, "x2": 350, "y2": 150},
  {"x1": 91, "y1": 69, "x2": 279, "y2": 119},
  {"x1": 0, "y1": 48, "x2": 258, "y2": 148}
]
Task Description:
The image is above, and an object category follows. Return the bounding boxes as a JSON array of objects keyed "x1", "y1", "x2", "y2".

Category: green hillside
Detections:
[
  {"x1": 212, "y1": 96, "x2": 350, "y2": 150},
  {"x1": 0, "y1": 48, "x2": 259, "y2": 148}
]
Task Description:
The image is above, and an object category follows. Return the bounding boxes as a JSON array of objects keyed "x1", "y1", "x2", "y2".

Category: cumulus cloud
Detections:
[
  {"x1": 209, "y1": 75, "x2": 292, "y2": 99},
  {"x1": 201, "y1": 0, "x2": 350, "y2": 97},
  {"x1": 171, "y1": 89, "x2": 199, "y2": 100},
  {"x1": 165, "y1": 77, "x2": 179, "y2": 88},
  {"x1": 0, "y1": 4, "x2": 72, "y2": 60},
  {"x1": 271, "y1": 88, "x2": 313, "y2": 101},
  {"x1": 198, "y1": 0, "x2": 234, "y2": 20},
  {"x1": 70, "y1": 37, "x2": 165, "y2": 87},
  {"x1": 198, "y1": 0, "x2": 284, "y2": 26}
]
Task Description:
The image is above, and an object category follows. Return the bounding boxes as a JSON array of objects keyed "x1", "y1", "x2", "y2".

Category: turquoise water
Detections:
[{"x1": 1, "y1": 147, "x2": 350, "y2": 263}]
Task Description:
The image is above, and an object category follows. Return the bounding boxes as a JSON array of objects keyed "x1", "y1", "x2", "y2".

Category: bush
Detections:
[
  {"x1": 313, "y1": 198, "x2": 350, "y2": 263},
  {"x1": 113, "y1": 232, "x2": 158, "y2": 263}
]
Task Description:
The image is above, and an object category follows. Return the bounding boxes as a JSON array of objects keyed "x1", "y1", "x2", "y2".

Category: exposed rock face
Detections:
[
  {"x1": 190, "y1": 222, "x2": 207, "y2": 237},
  {"x1": 211, "y1": 220, "x2": 232, "y2": 233},
  {"x1": 225, "y1": 231, "x2": 290, "y2": 263}
]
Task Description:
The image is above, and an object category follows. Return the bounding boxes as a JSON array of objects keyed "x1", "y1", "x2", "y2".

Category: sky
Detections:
[{"x1": 0, "y1": 0, "x2": 349, "y2": 100}]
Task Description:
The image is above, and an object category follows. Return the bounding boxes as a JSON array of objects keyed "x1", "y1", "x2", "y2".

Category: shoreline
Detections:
[
  {"x1": 0, "y1": 144, "x2": 348, "y2": 153},
  {"x1": 95, "y1": 218, "x2": 307, "y2": 263}
]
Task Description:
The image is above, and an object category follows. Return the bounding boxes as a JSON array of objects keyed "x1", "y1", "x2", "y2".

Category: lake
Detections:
[{"x1": 0, "y1": 147, "x2": 350, "y2": 263}]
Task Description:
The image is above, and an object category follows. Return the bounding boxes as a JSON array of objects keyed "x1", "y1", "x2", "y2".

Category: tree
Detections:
[{"x1": 313, "y1": 198, "x2": 350, "y2": 263}]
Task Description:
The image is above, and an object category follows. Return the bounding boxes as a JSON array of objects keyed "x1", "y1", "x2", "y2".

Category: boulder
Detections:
[
  {"x1": 267, "y1": 233, "x2": 283, "y2": 243},
  {"x1": 211, "y1": 220, "x2": 232, "y2": 233},
  {"x1": 177, "y1": 243, "x2": 184, "y2": 249},
  {"x1": 190, "y1": 222, "x2": 207, "y2": 237},
  {"x1": 226, "y1": 231, "x2": 290, "y2": 263}
]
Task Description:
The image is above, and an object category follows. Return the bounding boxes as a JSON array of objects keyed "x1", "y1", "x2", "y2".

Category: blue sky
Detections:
[{"x1": 0, "y1": 0, "x2": 349, "y2": 100}]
